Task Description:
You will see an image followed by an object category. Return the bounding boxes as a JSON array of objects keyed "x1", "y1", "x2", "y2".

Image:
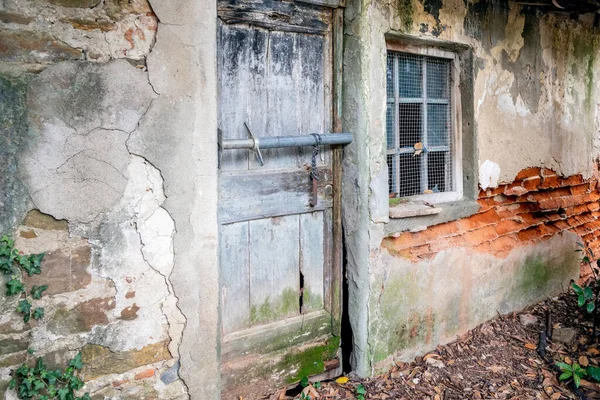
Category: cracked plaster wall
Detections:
[
  {"x1": 0, "y1": 0, "x2": 218, "y2": 399},
  {"x1": 343, "y1": 0, "x2": 600, "y2": 377}
]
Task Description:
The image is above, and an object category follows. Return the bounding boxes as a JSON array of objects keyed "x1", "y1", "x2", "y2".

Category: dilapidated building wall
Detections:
[
  {"x1": 1, "y1": 0, "x2": 219, "y2": 399},
  {"x1": 3, "y1": 0, "x2": 600, "y2": 397},
  {"x1": 343, "y1": 0, "x2": 600, "y2": 377}
]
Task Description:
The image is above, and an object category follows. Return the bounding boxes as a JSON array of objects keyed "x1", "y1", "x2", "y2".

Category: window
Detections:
[{"x1": 386, "y1": 48, "x2": 462, "y2": 203}]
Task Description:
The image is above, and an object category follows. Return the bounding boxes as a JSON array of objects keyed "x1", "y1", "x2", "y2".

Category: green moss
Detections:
[
  {"x1": 516, "y1": 255, "x2": 552, "y2": 294},
  {"x1": 250, "y1": 287, "x2": 299, "y2": 325},
  {"x1": 282, "y1": 336, "x2": 340, "y2": 383},
  {"x1": 396, "y1": 0, "x2": 414, "y2": 32},
  {"x1": 389, "y1": 198, "x2": 409, "y2": 206}
]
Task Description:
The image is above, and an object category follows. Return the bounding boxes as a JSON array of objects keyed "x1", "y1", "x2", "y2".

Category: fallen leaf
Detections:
[
  {"x1": 525, "y1": 343, "x2": 537, "y2": 350},
  {"x1": 335, "y1": 377, "x2": 349, "y2": 384},
  {"x1": 550, "y1": 393, "x2": 561, "y2": 400},
  {"x1": 565, "y1": 357, "x2": 572, "y2": 365},
  {"x1": 488, "y1": 365, "x2": 505, "y2": 373},
  {"x1": 587, "y1": 347, "x2": 600, "y2": 355},
  {"x1": 302, "y1": 385, "x2": 319, "y2": 398},
  {"x1": 424, "y1": 353, "x2": 441, "y2": 361},
  {"x1": 580, "y1": 355, "x2": 589, "y2": 367}
]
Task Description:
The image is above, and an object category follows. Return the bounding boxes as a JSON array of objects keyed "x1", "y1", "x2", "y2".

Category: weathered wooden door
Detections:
[{"x1": 217, "y1": 0, "x2": 344, "y2": 397}]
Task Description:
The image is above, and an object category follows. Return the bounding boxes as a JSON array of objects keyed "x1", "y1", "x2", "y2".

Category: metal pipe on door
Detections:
[{"x1": 221, "y1": 133, "x2": 353, "y2": 150}]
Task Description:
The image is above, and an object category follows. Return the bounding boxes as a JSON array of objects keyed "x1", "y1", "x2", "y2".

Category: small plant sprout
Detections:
[
  {"x1": 356, "y1": 383, "x2": 367, "y2": 400},
  {"x1": 573, "y1": 244, "x2": 600, "y2": 336},
  {"x1": 556, "y1": 362, "x2": 587, "y2": 388}
]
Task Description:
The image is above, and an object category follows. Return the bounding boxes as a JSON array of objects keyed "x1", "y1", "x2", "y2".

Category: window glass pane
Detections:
[
  {"x1": 398, "y1": 103, "x2": 422, "y2": 148},
  {"x1": 427, "y1": 151, "x2": 452, "y2": 192},
  {"x1": 386, "y1": 52, "x2": 394, "y2": 98},
  {"x1": 426, "y1": 58, "x2": 450, "y2": 99},
  {"x1": 427, "y1": 104, "x2": 451, "y2": 147},
  {"x1": 398, "y1": 154, "x2": 421, "y2": 197},
  {"x1": 398, "y1": 54, "x2": 422, "y2": 98},
  {"x1": 386, "y1": 102, "x2": 395, "y2": 149}
]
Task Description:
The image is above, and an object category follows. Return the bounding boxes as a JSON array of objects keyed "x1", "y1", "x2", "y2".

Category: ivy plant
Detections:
[
  {"x1": 9, "y1": 351, "x2": 90, "y2": 400},
  {"x1": 572, "y1": 243, "x2": 600, "y2": 336},
  {"x1": 2, "y1": 235, "x2": 90, "y2": 399},
  {"x1": 0, "y1": 235, "x2": 47, "y2": 323}
]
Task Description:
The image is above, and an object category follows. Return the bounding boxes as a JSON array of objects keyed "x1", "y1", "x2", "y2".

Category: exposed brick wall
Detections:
[{"x1": 382, "y1": 167, "x2": 600, "y2": 265}]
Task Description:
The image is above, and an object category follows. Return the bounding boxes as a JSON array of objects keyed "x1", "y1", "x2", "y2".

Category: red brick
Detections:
[
  {"x1": 518, "y1": 212, "x2": 546, "y2": 226},
  {"x1": 570, "y1": 184, "x2": 589, "y2": 195},
  {"x1": 515, "y1": 167, "x2": 542, "y2": 180},
  {"x1": 522, "y1": 176, "x2": 542, "y2": 191},
  {"x1": 495, "y1": 219, "x2": 525, "y2": 235},
  {"x1": 429, "y1": 235, "x2": 467, "y2": 253},
  {"x1": 538, "y1": 198, "x2": 563, "y2": 210},
  {"x1": 383, "y1": 232, "x2": 416, "y2": 251},
  {"x1": 492, "y1": 194, "x2": 510, "y2": 204},
  {"x1": 477, "y1": 198, "x2": 494, "y2": 212},
  {"x1": 134, "y1": 368, "x2": 155, "y2": 380},
  {"x1": 527, "y1": 191, "x2": 552, "y2": 203},
  {"x1": 517, "y1": 226, "x2": 546, "y2": 242},
  {"x1": 504, "y1": 184, "x2": 528, "y2": 196},
  {"x1": 560, "y1": 175, "x2": 585, "y2": 186},
  {"x1": 552, "y1": 220, "x2": 570, "y2": 230},
  {"x1": 423, "y1": 222, "x2": 461, "y2": 239},
  {"x1": 566, "y1": 204, "x2": 590, "y2": 217},
  {"x1": 488, "y1": 234, "x2": 519, "y2": 254},
  {"x1": 409, "y1": 244, "x2": 432, "y2": 260},
  {"x1": 480, "y1": 186, "x2": 506, "y2": 198},
  {"x1": 464, "y1": 226, "x2": 498, "y2": 245},
  {"x1": 551, "y1": 187, "x2": 573, "y2": 198},
  {"x1": 539, "y1": 175, "x2": 560, "y2": 189},
  {"x1": 584, "y1": 192, "x2": 600, "y2": 203},
  {"x1": 541, "y1": 168, "x2": 558, "y2": 178},
  {"x1": 458, "y1": 209, "x2": 501, "y2": 231},
  {"x1": 588, "y1": 203, "x2": 600, "y2": 212},
  {"x1": 574, "y1": 224, "x2": 593, "y2": 236}
]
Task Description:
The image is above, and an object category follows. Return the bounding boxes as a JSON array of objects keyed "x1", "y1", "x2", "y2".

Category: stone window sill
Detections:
[
  {"x1": 385, "y1": 199, "x2": 481, "y2": 236},
  {"x1": 389, "y1": 200, "x2": 442, "y2": 219}
]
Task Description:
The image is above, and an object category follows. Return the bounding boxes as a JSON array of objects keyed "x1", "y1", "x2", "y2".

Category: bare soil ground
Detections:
[{"x1": 260, "y1": 291, "x2": 600, "y2": 400}]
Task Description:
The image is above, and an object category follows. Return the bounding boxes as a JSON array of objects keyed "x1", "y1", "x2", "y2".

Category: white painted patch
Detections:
[{"x1": 479, "y1": 160, "x2": 501, "y2": 190}]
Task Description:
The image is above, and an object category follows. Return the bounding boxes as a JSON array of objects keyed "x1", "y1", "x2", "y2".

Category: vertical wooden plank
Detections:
[
  {"x1": 296, "y1": 33, "x2": 328, "y2": 166},
  {"x1": 331, "y1": 7, "x2": 344, "y2": 335},
  {"x1": 249, "y1": 215, "x2": 300, "y2": 325},
  {"x1": 249, "y1": 32, "x2": 328, "y2": 170},
  {"x1": 219, "y1": 24, "x2": 268, "y2": 171},
  {"x1": 300, "y1": 212, "x2": 325, "y2": 313},
  {"x1": 322, "y1": 208, "x2": 333, "y2": 312},
  {"x1": 221, "y1": 222, "x2": 251, "y2": 335}
]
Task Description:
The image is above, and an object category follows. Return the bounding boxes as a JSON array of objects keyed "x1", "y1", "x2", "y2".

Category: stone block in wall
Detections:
[
  {"x1": 0, "y1": 74, "x2": 33, "y2": 234},
  {"x1": 0, "y1": 337, "x2": 29, "y2": 356},
  {"x1": 0, "y1": 351, "x2": 27, "y2": 368},
  {"x1": 45, "y1": 0, "x2": 101, "y2": 8},
  {"x1": 24, "y1": 246, "x2": 92, "y2": 295},
  {"x1": 21, "y1": 209, "x2": 68, "y2": 231},
  {"x1": 105, "y1": 0, "x2": 153, "y2": 19},
  {"x1": 0, "y1": 29, "x2": 83, "y2": 63},
  {"x1": 0, "y1": 11, "x2": 34, "y2": 25},
  {"x1": 81, "y1": 341, "x2": 171, "y2": 381},
  {"x1": 47, "y1": 297, "x2": 115, "y2": 335}
]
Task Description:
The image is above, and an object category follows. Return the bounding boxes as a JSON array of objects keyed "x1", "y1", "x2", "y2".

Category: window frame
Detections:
[{"x1": 386, "y1": 42, "x2": 463, "y2": 204}]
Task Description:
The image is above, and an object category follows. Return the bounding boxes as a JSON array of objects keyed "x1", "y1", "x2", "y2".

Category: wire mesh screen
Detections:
[{"x1": 386, "y1": 51, "x2": 453, "y2": 197}]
